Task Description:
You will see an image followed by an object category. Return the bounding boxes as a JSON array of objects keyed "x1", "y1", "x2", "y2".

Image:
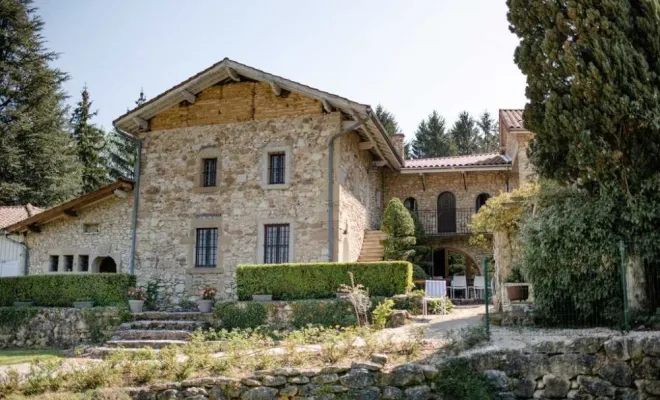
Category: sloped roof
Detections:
[
  {"x1": 0, "y1": 204, "x2": 43, "y2": 229},
  {"x1": 500, "y1": 109, "x2": 525, "y2": 131},
  {"x1": 113, "y1": 58, "x2": 403, "y2": 169},
  {"x1": 402, "y1": 153, "x2": 511, "y2": 171},
  {"x1": 5, "y1": 179, "x2": 134, "y2": 233}
]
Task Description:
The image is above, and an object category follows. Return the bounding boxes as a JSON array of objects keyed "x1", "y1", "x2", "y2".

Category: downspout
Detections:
[
  {"x1": 4, "y1": 233, "x2": 28, "y2": 275},
  {"x1": 115, "y1": 126, "x2": 143, "y2": 275},
  {"x1": 327, "y1": 112, "x2": 372, "y2": 261}
]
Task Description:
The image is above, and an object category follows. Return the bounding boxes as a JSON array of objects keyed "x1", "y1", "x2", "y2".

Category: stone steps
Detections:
[
  {"x1": 358, "y1": 230, "x2": 387, "y2": 262},
  {"x1": 111, "y1": 329, "x2": 193, "y2": 341},
  {"x1": 120, "y1": 320, "x2": 206, "y2": 331},
  {"x1": 105, "y1": 339, "x2": 189, "y2": 349}
]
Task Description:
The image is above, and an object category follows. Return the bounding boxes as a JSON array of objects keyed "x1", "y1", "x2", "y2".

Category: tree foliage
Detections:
[
  {"x1": 70, "y1": 86, "x2": 108, "y2": 193},
  {"x1": 476, "y1": 110, "x2": 499, "y2": 153},
  {"x1": 0, "y1": 0, "x2": 81, "y2": 206},
  {"x1": 375, "y1": 104, "x2": 400, "y2": 136},
  {"x1": 449, "y1": 111, "x2": 481, "y2": 155},
  {"x1": 410, "y1": 111, "x2": 454, "y2": 159},
  {"x1": 106, "y1": 89, "x2": 142, "y2": 180},
  {"x1": 381, "y1": 198, "x2": 416, "y2": 261}
]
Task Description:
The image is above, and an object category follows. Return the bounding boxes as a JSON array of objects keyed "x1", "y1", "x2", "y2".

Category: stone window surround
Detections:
[
  {"x1": 261, "y1": 143, "x2": 293, "y2": 190},
  {"x1": 185, "y1": 215, "x2": 224, "y2": 274},
  {"x1": 256, "y1": 217, "x2": 295, "y2": 264},
  {"x1": 194, "y1": 147, "x2": 222, "y2": 193}
]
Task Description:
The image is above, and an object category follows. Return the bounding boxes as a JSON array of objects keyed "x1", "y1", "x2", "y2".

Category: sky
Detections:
[{"x1": 36, "y1": 0, "x2": 527, "y2": 142}]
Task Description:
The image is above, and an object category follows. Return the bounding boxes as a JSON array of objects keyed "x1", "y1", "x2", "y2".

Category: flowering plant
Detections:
[
  {"x1": 200, "y1": 286, "x2": 217, "y2": 300},
  {"x1": 128, "y1": 287, "x2": 147, "y2": 301}
]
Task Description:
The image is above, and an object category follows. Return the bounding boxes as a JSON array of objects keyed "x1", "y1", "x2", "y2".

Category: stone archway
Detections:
[
  {"x1": 92, "y1": 256, "x2": 117, "y2": 273},
  {"x1": 431, "y1": 247, "x2": 479, "y2": 279}
]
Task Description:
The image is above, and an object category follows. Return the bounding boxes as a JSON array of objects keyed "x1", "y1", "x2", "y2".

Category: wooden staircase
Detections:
[{"x1": 358, "y1": 230, "x2": 387, "y2": 262}]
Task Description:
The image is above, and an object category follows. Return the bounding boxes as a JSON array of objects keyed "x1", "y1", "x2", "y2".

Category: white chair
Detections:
[
  {"x1": 449, "y1": 275, "x2": 467, "y2": 299},
  {"x1": 422, "y1": 280, "x2": 447, "y2": 316},
  {"x1": 470, "y1": 276, "x2": 485, "y2": 299}
]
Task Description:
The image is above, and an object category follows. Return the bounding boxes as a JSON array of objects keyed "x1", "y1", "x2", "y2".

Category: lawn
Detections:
[{"x1": 0, "y1": 349, "x2": 64, "y2": 366}]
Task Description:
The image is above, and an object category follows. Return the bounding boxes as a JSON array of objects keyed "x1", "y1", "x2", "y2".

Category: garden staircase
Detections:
[
  {"x1": 358, "y1": 230, "x2": 387, "y2": 262},
  {"x1": 99, "y1": 312, "x2": 210, "y2": 353}
]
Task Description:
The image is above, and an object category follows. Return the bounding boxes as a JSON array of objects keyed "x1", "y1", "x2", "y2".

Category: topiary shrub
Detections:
[
  {"x1": 236, "y1": 262, "x2": 412, "y2": 300},
  {"x1": 412, "y1": 264, "x2": 429, "y2": 281},
  {"x1": 290, "y1": 300, "x2": 356, "y2": 328},
  {"x1": 214, "y1": 302, "x2": 267, "y2": 330},
  {"x1": 0, "y1": 274, "x2": 136, "y2": 307},
  {"x1": 381, "y1": 198, "x2": 416, "y2": 260}
]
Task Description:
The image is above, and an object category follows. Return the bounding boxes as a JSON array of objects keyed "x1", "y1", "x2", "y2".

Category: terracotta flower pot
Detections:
[
  {"x1": 506, "y1": 285, "x2": 529, "y2": 302},
  {"x1": 129, "y1": 300, "x2": 144, "y2": 313},
  {"x1": 197, "y1": 299, "x2": 214, "y2": 313}
]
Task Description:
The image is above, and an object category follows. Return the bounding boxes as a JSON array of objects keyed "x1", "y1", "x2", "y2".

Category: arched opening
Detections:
[
  {"x1": 431, "y1": 247, "x2": 478, "y2": 296},
  {"x1": 92, "y1": 256, "x2": 117, "y2": 273},
  {"x1": 475, "y1": 193, "x2": 491, "y2": 212},
  {"x1": 403, "y1": 197, "x2": 417, "y2": 214},
  {"x1": 437, "y1": 192, "x2": 456, "y2": 233}
]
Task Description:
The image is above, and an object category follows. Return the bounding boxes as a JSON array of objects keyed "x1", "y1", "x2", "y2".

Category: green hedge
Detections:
[
  {"x1": 0, "y1": 274, "x2": 136, "y2": 307},
  {"x1": 236, "y1": 261, "x2": 412, "y2": 300}
]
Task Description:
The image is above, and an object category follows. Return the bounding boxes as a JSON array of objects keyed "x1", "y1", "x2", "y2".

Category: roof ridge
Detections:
[{"x1": 406, "y1": 152, "x2": 501, "y2": 162}]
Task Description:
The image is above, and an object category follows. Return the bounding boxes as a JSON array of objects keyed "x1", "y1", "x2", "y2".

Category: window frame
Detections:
[
  {"x1": 403, "y1": 197, "x2": 418, "y2": 214},
  {"x1": 261, "y1": 144, "x2": 292, "y2": 189},
  {"x1": 263, "y1": 223, "x2": 290, "y2": 264},
  {"x1": 201, "y1": 158, "x2": 218, "y2": 188},
  {"x1": 195, "y1": 227, "x2": 218, "y2": 268},
  {"x1": 63, "y1": 255, "x2": 74, "y2": 272},
  {"x1": 194, "y1": 147, "x2": 221, "y2": 193},
  {"x1": 268, "y1": 153, "x2": 286, "y2": 185},
  {"x1": 257, "y1": 218, "x2": 295, "y2": 263},
  {"x1": 49, "y1": 255, "x2": 59, "y2": 272},
  {"x1": 79, "y1": 255, "x2": 89, "y2": 272}
]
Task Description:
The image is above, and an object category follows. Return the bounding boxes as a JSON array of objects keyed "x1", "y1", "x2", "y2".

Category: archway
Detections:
[
  {"x1": 437, "y1": 192, "x2": 456, "y2": 233},
  {"x1": 431, "y1": 247, "x2": 478, "y2": 280},
  {"x1": 92, "y1": 256, "x2": 117, "y2": 273},
  {"x1": 475, "y1": 193, "x2": 491, "y2": 212}
]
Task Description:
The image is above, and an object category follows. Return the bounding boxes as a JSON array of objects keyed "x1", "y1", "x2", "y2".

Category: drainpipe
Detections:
[
  {"x1": 327, "y1": 112, "x2": 372, "y2": 261},
  {"x1": 115, "y1": 126, "x2": 143, "y2": 275},
  {"x1": 4, "y1": 233, "x2": 28, "y2": 275}
]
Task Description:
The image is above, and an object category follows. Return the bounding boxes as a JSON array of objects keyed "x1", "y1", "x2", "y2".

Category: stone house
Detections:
[{"x1": 3, "y1": 59, "x2": 533, "y2": 302}]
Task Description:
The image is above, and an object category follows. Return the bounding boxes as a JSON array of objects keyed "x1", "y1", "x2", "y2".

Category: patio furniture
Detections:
[
  {"x1": 422, "y1": 280, "x2": 447, "y2": 316},
  {"x1": 449, "y1": 275, "x2": 467, "y2": 299},
  {"x1": 470, "y1": 275, "x2": 485, "y2": 299}
]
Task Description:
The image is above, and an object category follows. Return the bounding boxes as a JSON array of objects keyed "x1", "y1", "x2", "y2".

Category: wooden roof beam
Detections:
[
  {"x1": 269, "y1": 82, "x2": 282, "y2": 96},
  {"x1": 63, "y1": 209, "x2": 78, "y2": 217},
  {"x1": 28, "y1": 224, "x2": 41, "y2": 233},
  {"x1": 372, "y1": 161, "x2": 387, "y2": 167},
  {"x1": 226, "y1": 66, "x2": 240, "y2": 82},
  {"x1": 358, "y1": 142, "x2": 374, "y2": 150},
  {"x1": 133, "y1": 116, "x2": 148, "y2": 131},
  {"x1": 180, "y1": 89, "x2": 196, "y2": 104},
  {"x1": 322, "y1": 99, "x2": 334, "y2": 113}
]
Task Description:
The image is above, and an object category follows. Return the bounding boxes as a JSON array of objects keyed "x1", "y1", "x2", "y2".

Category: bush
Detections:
[
  {"x1": 0, "y1": 307, "x2": 39, "y2": 328},
  {"x1": 236, "y1": 262, "x2": 412, "y2": 300},
  {"x1": 214, "y1": 302, "x2": 267, "y2": 330},
  {"x1": 0, "y1": 274, "x2": 136, "y2": 307},
  {"x1": 290, "y1": 300, "x2": 356, "y2": 328},
  {"x1": 412, "y1": 264, "x2": 428, "y2": 281},
  {"x1": 434, "y1": 358, "x2": 494, "y2": 400},
  {"x1": 381, "y1": 198, "x2": 416, "y2": 260}
]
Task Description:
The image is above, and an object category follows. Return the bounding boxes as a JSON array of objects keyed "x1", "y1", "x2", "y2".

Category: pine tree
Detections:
[
  {"x1": 106, "y1": 89, "x2": 142, "y2": 180},
  {"x1": 375, "y1": 104, "x2": 400, "y2": 136},
  {"x1": 0, "y1": 0, "x2": 81, "y2": 206},
  {"x1": 410, "y1": 111, "x2": 454, "y2": 159},
  {"x1": 477, "y1": 111, "x2": 499, "y2": 153},
  {"x1": 449, "y1": 111, "x2": 480, "y2": 155},
  {"x1": 71, "y1": 85, "x2": 108, "y2": 193}
]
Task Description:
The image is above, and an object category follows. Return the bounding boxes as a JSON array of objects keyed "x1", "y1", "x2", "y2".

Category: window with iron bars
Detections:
[
  {"x1": 264, "y1": 224, "x2": 289, "y2": 263},
  {"x1": 268, "y1": 153, "x2": 286, "y2": 185},
  {"x1": 195, "y1": 228, "x2": 218, "y2": 267},
  {"x1": 202, "y1": 158, "x2": 217, "y2": 187}
]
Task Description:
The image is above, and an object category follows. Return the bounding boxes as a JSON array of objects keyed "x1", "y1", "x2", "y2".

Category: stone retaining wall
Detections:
[
  {"x1": 0, "y1": 307, "x2": 121, "y2": 349},
  {"x1": 122, "y1": 334, "x2": 659, "y2": 399}
]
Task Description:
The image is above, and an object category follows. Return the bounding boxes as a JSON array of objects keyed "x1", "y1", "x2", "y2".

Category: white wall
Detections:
[{"x1": 0, "y1": 235, "x2": 25, "y2": 276}]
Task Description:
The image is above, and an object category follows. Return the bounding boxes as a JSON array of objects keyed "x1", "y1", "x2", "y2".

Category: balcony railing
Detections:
[{"x1": 414, "y1": 208, "x2": 475, "y2": 236}]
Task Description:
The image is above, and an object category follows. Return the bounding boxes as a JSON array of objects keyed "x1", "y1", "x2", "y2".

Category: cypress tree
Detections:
[
  {"x1": 449, "y1": 111, "x2": 481, "y2": 155},
  {"x1": 375, "y1": 104, "x2": 400, "y2": 136},
  {"x1": 0, "y1": 0, "x2": 81, "y2": 206},
  {"x1": 477, "y1": 111, "x2": 499, "y2": 153},
  {"x1": 410, "y1": 111, "x2": 454, "y2": 159},
  {"x1": 70, "y1": 85, "x2": 108, "y2": 193}
]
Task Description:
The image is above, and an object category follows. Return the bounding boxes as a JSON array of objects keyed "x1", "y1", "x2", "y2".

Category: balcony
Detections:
[{"x1": 415, "y1": 208, "x2": 476, "y2": 236}]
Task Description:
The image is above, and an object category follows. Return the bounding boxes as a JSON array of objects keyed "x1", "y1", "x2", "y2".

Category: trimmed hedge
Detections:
[
  {"x1": 236, "y1": 261, "x2": 413, "y2": 300},
  {"x1": 0, "y1": 273, "x2": 136, "y2": 307}
]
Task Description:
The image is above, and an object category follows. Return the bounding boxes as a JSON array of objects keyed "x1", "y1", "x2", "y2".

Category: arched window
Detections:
[
  {"x1": 475, "y1": 193, "x2": 491, "y2": 212},
  {"x1": 403, "y1": 197, "x2": 417, "y2": 213},
  {"x1": 437, "y1": 192, "x2": 456, "y2": 233}
]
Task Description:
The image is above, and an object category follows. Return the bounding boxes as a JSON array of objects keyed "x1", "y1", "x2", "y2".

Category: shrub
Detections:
[
  {"x1": 0, "y1": 306, "x2": 39, "y2": 328},
  {"x1": 0, "y1": 274, "x2": 136, "y2": 307},
  {"x1": 434, "y1": 358, "x2": 494, "y2": 400},
  {"x1": 381, "y1": 198, "x2": 416, "y2": 260},
  {"x1": 290, "y1": 300, "x2": 356, "y2": 328},
  {"x1": 236, "y1": 261, "x2": 412, "y2": 300},
  {"x1": 412, "y1": 264, "x2": 428, "y2": 281},
  {"x1": 214, "y1": 302, "x2": 267, "y2": 330},
  {"x1": 372, "y1": 299, "x2": 394, "y2": 329}
]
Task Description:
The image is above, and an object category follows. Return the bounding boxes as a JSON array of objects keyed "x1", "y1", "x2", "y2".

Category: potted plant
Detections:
[
  {"x1": 73, "y1": 299, "x2": 95, "y2": 309},
  {"x1": 252, "y1": 289, "x2": 272, "y2": 302},
  {"x1": 198, "y1": 286, "x2": 217, "y2": 313},
  {"x1": 128, "y1": 287, "x2": 147, "y2": 313},
  {"x1": 505, "y1": 267, "x2": 529, "y2": 302}
]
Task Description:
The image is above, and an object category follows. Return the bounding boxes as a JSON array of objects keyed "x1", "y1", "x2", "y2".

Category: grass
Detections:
[{"x1": 0, "y1": 350, "x2": 64, "y2": 366}]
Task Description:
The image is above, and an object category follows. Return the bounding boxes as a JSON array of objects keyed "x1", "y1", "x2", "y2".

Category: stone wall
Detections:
[
  {"x1": 337, "y1": 133, "x2": 382, "y2": 262},
  {"x1": 135, "y1": 112, "x2": 342, "y2": 303},
  {"x1": 0, "y1": 307, "x2": 121, "y2": 349},
  {"x1": 25, "y1": 195, "x2": 133, "y2": 274},
  {"x1": 121, "y1": 334, "x2": 660, "y2": 400}
]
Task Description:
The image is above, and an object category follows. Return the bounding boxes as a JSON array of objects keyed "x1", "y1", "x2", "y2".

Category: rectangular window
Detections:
[
  {"x1": 79, "y1": 255, "x2": 89, "y2": 272},
  {"x1": 202, "y1": 158, "x2": 217, "y2": 187},
  {"x1": 49, "y1": 255, "x2": 59, "y2": 272},
  {"x1": 195, "y1": 228, "x2": 218, "y2": 267},
  {"x1": 64, "y1": 255, "x2": 73, "y2": 272},
  {"x1": 264, "y1": 224, "x2": 290, "y2": 264},
  {"x1": 268, "y1": 153, "x2": 286, "y2": 185},
  {"x1": 83, "y1": 223, "x2": 99, "y2": 233}
]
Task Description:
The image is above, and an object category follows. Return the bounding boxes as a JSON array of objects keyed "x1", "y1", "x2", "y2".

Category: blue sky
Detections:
[{"x1": 36, "y1": 0, "x2": 526, "y2": 142}]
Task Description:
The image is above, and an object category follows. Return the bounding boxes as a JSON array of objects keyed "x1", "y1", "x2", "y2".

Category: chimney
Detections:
[{"x1": 390, "y1": 133, "x2": 406, "y2": 160}]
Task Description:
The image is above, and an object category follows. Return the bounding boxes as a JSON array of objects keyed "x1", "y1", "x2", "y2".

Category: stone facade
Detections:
[{"x1": 25, "y1": 195, "x2": 133, "y2": 274}]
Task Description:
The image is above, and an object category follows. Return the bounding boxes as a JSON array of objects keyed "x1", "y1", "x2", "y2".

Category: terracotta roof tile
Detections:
[
  {"x1": 500, "y1": 109, "x2": 525, "y2": 130},
  {"x1": 403, "y1": 153, "x2": 511, "y2": 170},
  {"x1": 0, "y1": 204, "x2": 43, "y2": 229}
]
